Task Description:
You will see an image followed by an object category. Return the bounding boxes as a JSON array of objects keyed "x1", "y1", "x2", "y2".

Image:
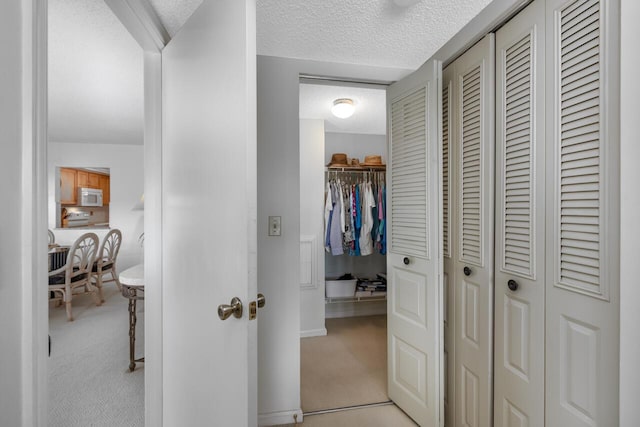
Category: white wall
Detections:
[
  {"x1": 0, "y1": 1, "x2": 24, "y2": 425},
  {"x1": 257, "y1": 55, "x2": 410, "y2": 425},
  {"x1": 299, "y1": 119, "x2": 327, "y2": 337},
  {"x1": 324, "y1": 132, "x2": 387, "y2": 165},
  {"x1": 619, "y1": 0, "x2": 640, "y2": 424},
  {"x1": 48, "y1": 142, "x2": 144, "y2": 271}
]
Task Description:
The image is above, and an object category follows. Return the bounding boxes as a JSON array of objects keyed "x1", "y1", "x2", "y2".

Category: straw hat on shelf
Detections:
[
  {"x1": 361, "y1": 155, "x2": 386, "y2": 169},
  {"x1": 326, "y1": 153, "x2": 350, "y2": 168}
]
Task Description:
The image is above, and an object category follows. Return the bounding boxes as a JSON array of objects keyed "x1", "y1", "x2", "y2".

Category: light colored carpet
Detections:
[
  {"x1": 48, "y1": 286, "x2": 144, "y2": 427},
  {"x1": 301, "y1": 315, "x2": 388, "y2": 412}
]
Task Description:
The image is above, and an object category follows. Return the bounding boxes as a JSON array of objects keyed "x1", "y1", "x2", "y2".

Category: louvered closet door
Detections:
[
  {"x1": 442, "y1": 63, "x2": 456, "y2": 427},
  {"x1": 451, "y1": 34, "x2": 495, "y2": 427},
  {"x1": 494, "y1": 1, "x2": 546, "y2": 426},
  {"x1": 545, "y1": 0, "x2": 620, "y2": 426},
  {"x1": 387, "y1": 60, "x2": 442, "y2": 427}
]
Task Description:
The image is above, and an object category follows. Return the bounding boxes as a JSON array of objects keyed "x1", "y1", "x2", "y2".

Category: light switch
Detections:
[{"x1": 268, "y1": 216, "x2": 281, "y2": 236}]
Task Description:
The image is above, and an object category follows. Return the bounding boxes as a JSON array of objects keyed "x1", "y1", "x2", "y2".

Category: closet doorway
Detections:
[{"x1": 298, "y1": 80, "x2": 401, "y2": 418}]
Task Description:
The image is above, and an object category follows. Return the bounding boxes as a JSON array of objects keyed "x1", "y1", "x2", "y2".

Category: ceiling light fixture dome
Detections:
[{"x1": 331, "y1": 98, "x2": 355, "y2": 119}]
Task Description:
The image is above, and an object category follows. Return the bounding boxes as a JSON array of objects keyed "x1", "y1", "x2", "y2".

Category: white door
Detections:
[
  {"x1": 441, "y1": 63, "x2": 456, "y2": 427},
  {"x1": 386, "y1": 60, "x2": 443, "y2": 427},
  {"x1": 161, "y1": 0, "x2": 258, "y2": 425},
  {"x1": 545, "y1": 0, "x2": 620, "y2": 425},
  {"x1": 494, "y1": 1, "x2": 546, "y2": 426},
  {"x1": 451, "y1": 34, "x2": 495, "y2": 427}
]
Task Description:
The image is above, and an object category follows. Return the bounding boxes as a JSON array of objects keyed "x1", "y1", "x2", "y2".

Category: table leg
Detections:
[{"x1": 128, "y1": 294, "x2": 137, "y2": 372}]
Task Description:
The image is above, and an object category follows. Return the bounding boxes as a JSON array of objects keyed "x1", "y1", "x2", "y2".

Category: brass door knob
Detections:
[{"x1": 218, "y1": 297, "x2": 243, "y2": 320}]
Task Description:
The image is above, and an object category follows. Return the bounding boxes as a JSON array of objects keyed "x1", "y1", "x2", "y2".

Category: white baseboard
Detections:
[
  {"x1": 325, "y1": 301, "x2": 387, "y2": 319},
  {"x1": 300, "y1": 328, "x2": 327, "y2": 338},
  {"x1": 258, "y1": 408, "x2": 304, "y2": 426}
]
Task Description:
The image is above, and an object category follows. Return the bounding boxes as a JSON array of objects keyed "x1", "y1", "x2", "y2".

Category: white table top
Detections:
[{"x1": 119, "y1": 263, "x2": 144, "y2": 287}]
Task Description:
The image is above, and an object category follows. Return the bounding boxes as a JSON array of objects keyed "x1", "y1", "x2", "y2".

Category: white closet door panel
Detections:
[
  {"x1": 494, "y1": 2, "x2": 546, "y2": 427},
  {"x1": 452, "y1": 34, "x2": 495, "y2": 427},
  {"x1": 442, "y1": 64, "x2": 455, "y2": 427},
  {"x1": 391, "y1": 87, "x2": 428, "y2": 259},
  {"x1": 387, "y1": 60, "x2": 443, "y2": 427},
  {"x1": 545, "y1": 0, "x2": 620, "y2": 426}
]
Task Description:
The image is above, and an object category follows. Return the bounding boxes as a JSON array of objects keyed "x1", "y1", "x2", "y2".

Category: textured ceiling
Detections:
[
  {"x1": 48, "y1": 0, "x2": 143, "y2": 145},
  {"x1": 147, "y1": 0, "x2": 203, "y2": 37},
  {"x1": 150, "y1": 0, "x2": 493, "y2": 69},
  {"x1": 50, "y1": 0, "x2": 493, "y2": 146},
  {"x1": 257, "y1": 0, "x2": 493, "y2": 69},
  {"x1": 299, "y1": 84, "x2": 387, "y2": 135}
]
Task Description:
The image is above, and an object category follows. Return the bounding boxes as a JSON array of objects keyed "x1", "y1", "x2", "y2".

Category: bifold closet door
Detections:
[
  {"x1": 451, "y1": 34, "x2": 495, "y2": 427},
  {"x1": 494, "y1": 1, "x2": 546, "y2": 426},
  {"x1": 545, "y1": 0, "x2": 620, "y2": 426},
  {"x1": 442, "y1": 64, "x2": 455, "y2": 427},
  {"x1": 386, "y1": 60, "x2": 443, "y2": 427}
]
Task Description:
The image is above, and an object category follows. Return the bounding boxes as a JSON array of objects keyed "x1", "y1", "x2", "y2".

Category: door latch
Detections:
[{"x1": 249, "y1": 293, "x2": 266, "y2": 321}]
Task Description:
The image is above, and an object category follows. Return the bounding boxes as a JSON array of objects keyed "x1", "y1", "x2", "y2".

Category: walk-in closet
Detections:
[{"x1": 298, "y1": 81, "x2": 393, "y2": 415}]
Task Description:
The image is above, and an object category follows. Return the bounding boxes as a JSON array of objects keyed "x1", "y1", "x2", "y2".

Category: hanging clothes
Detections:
[
  {"x1": 354, "y1": 184, "x2": 361, "y2": 256},
  {"x1": 324, "y1": 171, "x2": 386, "y2": 257},
  {"x1": 360, "y1": 182, "x2": 376, "y2": 256},
  {"x1": 379, "y1": 185, "x2": 386, "y2": 255},
  {"x1": 342, "y1": 182, "x2": 354, "y2": 252},
  {"x1": 371, "y1": 181, "x2": 380, "y2": 244},
  {"x1": 324, "y1": 181, "x2": 333, "y2": 253},
  {"x1": 329, "y1": 182, "x2": 344, "y2": 255}
]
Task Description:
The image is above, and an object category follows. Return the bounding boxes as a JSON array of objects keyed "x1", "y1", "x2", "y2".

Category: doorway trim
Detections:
[
  {"x1": 23, "y1": 0, "x2": 168, "y2": 425},
  {"x1": 21, "y1": 0, "x2": 49, "y2": 423}
]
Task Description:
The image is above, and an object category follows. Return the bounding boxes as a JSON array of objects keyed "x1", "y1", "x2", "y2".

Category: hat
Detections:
[
  {"x1": 349, "y1": 158, "x2": 364, "y2": 169},
  {"x1": 362, "y1": 155, "x2": 386, "y2": 168},
  {"x1": 327, "y1": 153, "x2": 350, "y2": 168}
]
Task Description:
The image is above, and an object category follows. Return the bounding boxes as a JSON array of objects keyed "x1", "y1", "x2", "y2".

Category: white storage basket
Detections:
[{"x1": 325, "y1": 279, "x2": 357, "y2": 298}]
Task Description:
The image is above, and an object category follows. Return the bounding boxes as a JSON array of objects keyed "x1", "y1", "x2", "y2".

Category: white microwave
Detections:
[{"x1": 78, "y1": 187, "x2": 103, "y2": 207}]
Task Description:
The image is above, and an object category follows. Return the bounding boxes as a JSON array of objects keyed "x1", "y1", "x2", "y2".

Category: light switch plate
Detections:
[{"x1": 268, "y1": 216, "x2": 281, "y2": 236}]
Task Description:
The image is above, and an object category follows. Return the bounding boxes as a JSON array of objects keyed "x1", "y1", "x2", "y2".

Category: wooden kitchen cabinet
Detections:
[
  {"x1": 77, "y1": 170, "x2": 89, "y2": 188},
  {"x1": 88, "y1": 173, "x2": 100, "y2": 189},
  {"x1": 77, "y1": 170, "x2": 101, "y2": 189},
  {"x1": 99, "y1": 175, "x2": 110, "y2": 204},
  {"x1": 59, "y1": 168, "x2": 77, "y2": 205}
]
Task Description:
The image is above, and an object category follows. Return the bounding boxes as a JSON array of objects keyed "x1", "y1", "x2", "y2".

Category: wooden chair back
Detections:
[{"x1": 97, "y1": 229, "x2": 122, "y2": 267}]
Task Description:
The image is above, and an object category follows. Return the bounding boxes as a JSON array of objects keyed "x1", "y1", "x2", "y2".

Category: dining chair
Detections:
[
  {"x1": 48, "y1": 229, "x2": 55, "y2": 245},
  {"x1": 48, "y1": 232, "x2": 101, "y2": 321},
  {"x1": 92, "y1": 228, "x2": 123, "y2": 302}
]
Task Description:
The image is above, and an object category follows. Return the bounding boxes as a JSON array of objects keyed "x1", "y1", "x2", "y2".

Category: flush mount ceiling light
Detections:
[{"x1": 331, "y1": 98, "x2": 355, "y2": 119}]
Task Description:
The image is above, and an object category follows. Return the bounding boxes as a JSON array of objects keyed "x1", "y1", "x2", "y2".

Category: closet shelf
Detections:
[
  {"x1": 325, "y1": 167, "x2": 386, "y2": 173},
  {"x1": 325, "y1": 295, "x2": 387, "y2": 304}
]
